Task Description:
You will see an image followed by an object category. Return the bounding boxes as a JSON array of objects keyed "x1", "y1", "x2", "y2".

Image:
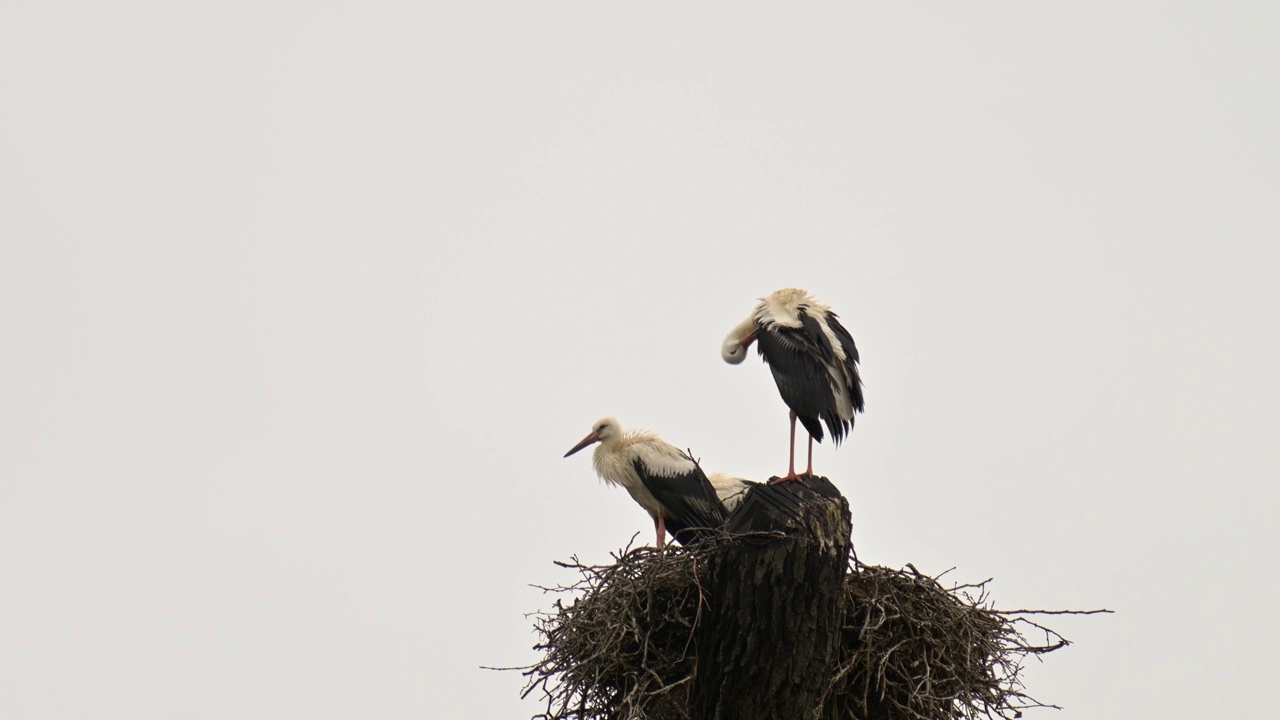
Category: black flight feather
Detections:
[{"x1": 632, "y1": 457, "x2": 727, "y2": 545}]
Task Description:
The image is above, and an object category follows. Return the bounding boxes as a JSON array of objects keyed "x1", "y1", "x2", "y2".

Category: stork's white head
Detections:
[
  {"x1": 721, "y1": 317, "x2": 758, "y2": 365},
  {"x1": 563, "y1": 417, "x2": 623, "y2": 457}
]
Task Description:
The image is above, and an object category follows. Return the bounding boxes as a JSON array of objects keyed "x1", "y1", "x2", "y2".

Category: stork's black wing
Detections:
[
  {"x1": 825, "y1": 310, "x2": 865, "y2": 416},
  {"x1": 757, "y1": 317, "x2": 838, "y2": 442},
  {"x1": 633, "y1": 456, "x2": 728, "y2": 546}
]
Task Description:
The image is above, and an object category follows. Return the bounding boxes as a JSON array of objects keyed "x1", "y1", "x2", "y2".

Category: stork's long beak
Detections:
[
  {"x1": 564, "y1": 432, "x2": 601, "y2": 458},
  {"x1": 739, "y1": 331, "x2": 758, "y2": 347}
]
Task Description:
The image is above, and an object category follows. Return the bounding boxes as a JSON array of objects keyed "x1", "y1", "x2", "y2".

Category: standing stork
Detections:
[
  {"x1": 564, "y1": 417, "x2": 728, "y2": 549},
  {"x1": 721, "y1": 288, "x2": 865, "y2": 482}
]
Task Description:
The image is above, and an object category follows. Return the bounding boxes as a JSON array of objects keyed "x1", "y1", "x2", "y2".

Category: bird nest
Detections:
[{"x1": 517, "y1": 540, "x2": 1095, "y2": 720}]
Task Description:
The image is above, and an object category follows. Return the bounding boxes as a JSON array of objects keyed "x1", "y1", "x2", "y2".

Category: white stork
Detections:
[
  {"x1": 706, "y1": 472, "x2": 759, "y2": 513},
  {"x1": 721, "y1": 288, "x2": 865, "y2": 482},
  {"x1": 564, "y1": 417, "x2": 729, "y2": 549}
]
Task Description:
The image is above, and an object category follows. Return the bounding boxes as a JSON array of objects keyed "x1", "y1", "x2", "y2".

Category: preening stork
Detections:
[
  {"x1": 564, "y1": 418, "x2": 729, "y2": 549},
  {"x1": 722, "y1": 288, "x2": 865, "y2": 482}
]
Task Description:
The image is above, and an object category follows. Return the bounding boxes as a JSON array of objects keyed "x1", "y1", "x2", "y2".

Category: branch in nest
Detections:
[{"x1": 506, "y1": 546, "x2": 1099, "y2": 720}]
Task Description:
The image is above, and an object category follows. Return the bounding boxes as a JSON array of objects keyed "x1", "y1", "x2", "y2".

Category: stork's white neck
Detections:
[{"x1": 721, "y1": 316, "x2": 757, "y2": 363}]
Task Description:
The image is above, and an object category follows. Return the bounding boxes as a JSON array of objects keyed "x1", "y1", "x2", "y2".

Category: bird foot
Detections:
[{"x1": 768, "y1": 472, "x2": 818, "y2": 485}]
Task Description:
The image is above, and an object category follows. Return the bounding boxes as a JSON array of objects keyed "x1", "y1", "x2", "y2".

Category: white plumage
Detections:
[{"x1": 706, "y1": 472, "x2": 757, "y2": 513}]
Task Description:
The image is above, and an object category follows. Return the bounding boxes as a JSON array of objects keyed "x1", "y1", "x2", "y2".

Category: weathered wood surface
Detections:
[{"x1": 691, "y1": 475, "x2": 852, "y2": 720}]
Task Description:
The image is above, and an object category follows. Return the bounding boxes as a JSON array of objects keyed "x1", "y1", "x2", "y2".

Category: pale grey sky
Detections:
[{"x1": 2, "y1": 3, "x2": 1277, "y2": 718}]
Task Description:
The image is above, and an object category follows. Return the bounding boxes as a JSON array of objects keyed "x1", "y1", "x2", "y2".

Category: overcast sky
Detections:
[{"x1": 2, "y1": 2, "x2": 1277, "y2": 718}]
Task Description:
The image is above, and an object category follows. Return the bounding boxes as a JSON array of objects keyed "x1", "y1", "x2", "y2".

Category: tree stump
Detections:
[{"x1": 691, "y1": 476, "x2": 852, "y2": 720}]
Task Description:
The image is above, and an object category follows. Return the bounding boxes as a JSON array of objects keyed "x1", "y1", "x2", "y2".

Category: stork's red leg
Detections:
[
  {"x1": 804, "y1": 435, "x2": 814, "y2": 477},
  {"x1": 655, "y1": 514, "x2": 667, "y2": 550},
  {"x1": 772, "y1": 411, "x2": 801, "y2": 484},
  {"x1": 788, "y1": 411, "x2": 797, "y2": 477}
]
